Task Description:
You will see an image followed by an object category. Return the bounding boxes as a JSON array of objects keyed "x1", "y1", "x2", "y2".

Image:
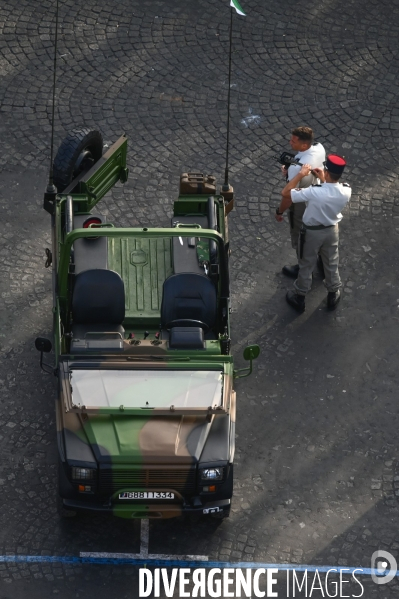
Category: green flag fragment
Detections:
[{"x1": 230, "y1": 0, "x2": 246, "y2": 16}]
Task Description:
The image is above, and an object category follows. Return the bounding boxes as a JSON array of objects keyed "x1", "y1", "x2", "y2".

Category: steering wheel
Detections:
[{"x1": 165, "y1": 319, "x2": 209, "y2": 333}]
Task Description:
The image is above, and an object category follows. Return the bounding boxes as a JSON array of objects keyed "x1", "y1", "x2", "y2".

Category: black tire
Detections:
[{"x1": 53, "y1": 128, "x2": 103, "y2": 192}]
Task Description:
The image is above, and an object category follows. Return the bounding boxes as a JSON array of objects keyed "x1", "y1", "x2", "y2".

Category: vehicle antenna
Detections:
[
  {"x1": 43, "y1": 0, "x2": 60, "y2": 212},
  {"x1": 223, "y1": 1, "x2": 246, "y2": 193},
  {"x1": 222, "y1": 8, "x2": 234, "y2": 192}
]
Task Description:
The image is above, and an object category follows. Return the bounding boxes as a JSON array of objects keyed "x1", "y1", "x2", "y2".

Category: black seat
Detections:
[
  {"x1": 161, "y1": 273, "x2": 217, "y2": 349},
  {"x1": 71, "y1": 269, "x2": 125, "y2": 351}
]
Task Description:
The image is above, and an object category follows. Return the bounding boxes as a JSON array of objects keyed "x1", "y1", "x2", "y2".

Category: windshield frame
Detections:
[{"x1": 60, "y1": 361, "x2": 231, "y2": 416}]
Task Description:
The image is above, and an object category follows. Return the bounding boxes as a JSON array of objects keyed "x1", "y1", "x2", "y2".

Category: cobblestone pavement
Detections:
[{"x1": 1, "y1": 0, "x2": 399, "y2": 596}]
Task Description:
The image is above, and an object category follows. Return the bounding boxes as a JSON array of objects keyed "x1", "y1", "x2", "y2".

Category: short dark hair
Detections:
[
  {"x1": 292, "y1": 126, "x2": 314, "y2": 144},
  {"x1": 326, "y1": 171, "x2": 341, "y2": 182}
]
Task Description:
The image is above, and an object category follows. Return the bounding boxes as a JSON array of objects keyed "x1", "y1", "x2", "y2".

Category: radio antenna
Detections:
[
  {"x1": 44, "y1": 0, "x2": 60, "y2": 211},
  {"x1": 223, "y1": 8, "x2": 233, "y2": 192},
  {"x1": 222, "y1": 1, "x2": 246, "y2": 193}
]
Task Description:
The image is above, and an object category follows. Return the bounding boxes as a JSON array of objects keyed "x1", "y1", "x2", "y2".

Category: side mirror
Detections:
[
  {"x1": 243, "y1": 344, "x2": 260, "y2": 361},
  {"x1": 35, "y1": 337, "x2": 52, "y2": 353},
  {"x1": 35, "y1": 337, "x2": 54, "y2": 374},
  {"x1": 234, "y1": 344, "x2": 260, "y2": 379}
]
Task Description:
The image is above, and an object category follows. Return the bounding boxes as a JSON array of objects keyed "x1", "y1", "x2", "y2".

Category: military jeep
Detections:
[{"x1": 36, "y1": 129, "x2": 259, "y2": 519}]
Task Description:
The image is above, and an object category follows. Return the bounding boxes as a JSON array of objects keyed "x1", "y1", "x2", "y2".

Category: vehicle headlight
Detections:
[
  {"x1": 200, "y1": 467, "x2": 224, "y2": 481},
  {"x1": 71, "y1": 467, "x2": 96, "y2": 481}
]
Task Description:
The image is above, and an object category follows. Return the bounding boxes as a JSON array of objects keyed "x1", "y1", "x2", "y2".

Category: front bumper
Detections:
[
  {"x1": 62, "y1": 497, "x2": 231, "y2": 518},
  {"x1": 59, "y1": 459, "x2": 233, "y2": 518}
]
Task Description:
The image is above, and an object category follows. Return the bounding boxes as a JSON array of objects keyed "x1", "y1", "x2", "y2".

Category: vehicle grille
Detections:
[{"x1": 99, "y1": 466, "x2": 196, "y2": 494}]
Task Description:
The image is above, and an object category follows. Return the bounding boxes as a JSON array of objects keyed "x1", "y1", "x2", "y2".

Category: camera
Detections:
[
  {"x1": 274, "y1": 151, "x2": 317, "y2": 176},
  {"x1": 274, "y1": 151, "x2": 299, "y2": 169}
]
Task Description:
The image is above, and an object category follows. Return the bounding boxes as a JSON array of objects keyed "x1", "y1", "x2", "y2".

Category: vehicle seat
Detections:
[
  {"x1": 160, "y1": 273, "x2": 217, "y2": 348},
  {"x1": 71, "y1": 269, "x2": 125, "y2": 351}
]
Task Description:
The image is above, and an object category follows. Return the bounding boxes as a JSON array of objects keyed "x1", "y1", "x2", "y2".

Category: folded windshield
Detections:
[{"x1": 70, "y1": 369, "x2": 223, "y2": 409}]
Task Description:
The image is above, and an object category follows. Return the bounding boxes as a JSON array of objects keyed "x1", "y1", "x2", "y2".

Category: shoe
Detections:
[
  {"x1": 317, "y1": 255, "x2": 325, "y2": 278},
  {"x1": 286, "y1": 290, "x2": 305, "y2": 313},
  {"x1": 327, "y1": 289, "x2": 341, "y2": 310},
  {"x1": 282, "y1": 264, "x2": 300, "y2": 278}
]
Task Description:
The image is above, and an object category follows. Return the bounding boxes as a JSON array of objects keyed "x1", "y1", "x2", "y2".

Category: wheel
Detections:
[
  {"x1": 165, "y1": 319, "x2": 209, "y2": 332},
  {"x1": 53, "y1": 128, "x2": 103, "y2": 192}
]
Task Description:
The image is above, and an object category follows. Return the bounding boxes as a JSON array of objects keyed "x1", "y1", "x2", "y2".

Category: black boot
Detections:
[
  {"x1": 317, "y1": 255, "x2": 325, "y2": 278},
  {"x1": 282, "y1": 264, "x2": 300, "y2": 278},
  {"x1": 327, "y1": 289, "x2": 341, "y2": 310},
  {"x1": 286, "y1": 290, "x2": 305, "y2": 313}
]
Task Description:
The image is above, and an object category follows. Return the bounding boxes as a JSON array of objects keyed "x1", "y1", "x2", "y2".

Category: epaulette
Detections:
[
  {"x1": 311, "y1": 184, "x2": 322, "y2": 187},
  {"x1": 313, "y1": 142, "x2": 319, "y2": 146},
  {"x1": 343, "y1": 183, "x2": 351, "y2": 187}
]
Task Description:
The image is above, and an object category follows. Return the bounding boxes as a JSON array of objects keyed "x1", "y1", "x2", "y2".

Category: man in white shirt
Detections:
[
  {"x1": 275, "y1": 155, "x2": 351, "y2": 312},
  {"x1": 279, "y1": 127, "x2": 326, "y2": 278}
]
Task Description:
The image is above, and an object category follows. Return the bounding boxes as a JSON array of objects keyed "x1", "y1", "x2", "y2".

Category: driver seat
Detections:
[
  {"x1": 160, "y1": 273, "x2": 217, "y2": 349},
  {"x1": 71, "y1": 269, "x2": 125, "y2": 352}
]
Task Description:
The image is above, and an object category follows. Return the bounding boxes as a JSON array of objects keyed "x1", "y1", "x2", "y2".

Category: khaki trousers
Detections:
[
  {"x1": 288, "y1": 202, "x2": 306, "y2": 251},
  {"x1": 294, "y1": 224, "x2": 342, "y2": 296}
]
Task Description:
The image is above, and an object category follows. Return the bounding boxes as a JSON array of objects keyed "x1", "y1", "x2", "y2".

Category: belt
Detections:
[{"x1": 304, "y1": 223, "x2": 335, "y2": 230}]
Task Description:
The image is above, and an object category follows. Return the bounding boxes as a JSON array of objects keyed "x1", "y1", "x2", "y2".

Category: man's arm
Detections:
[{"x1": 275, "y1": 164, "x2": 312, "y2": 222}]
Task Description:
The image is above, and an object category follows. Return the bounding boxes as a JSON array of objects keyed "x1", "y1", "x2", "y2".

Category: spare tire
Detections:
[{"x1": 53, "y1": 128, "x2": 103, "y2": 192}]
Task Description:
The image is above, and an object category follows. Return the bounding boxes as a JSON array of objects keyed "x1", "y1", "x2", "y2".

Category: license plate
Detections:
[
  {"x1": 118, "y1": 491, "x2": 175, "y2": 500},
  {"x1": 203, "y1": 507, "x2": 221, "y2": 514}
]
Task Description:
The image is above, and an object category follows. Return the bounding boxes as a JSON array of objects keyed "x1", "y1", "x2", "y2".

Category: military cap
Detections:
[{"x1": 325, "y1": 154, "x2": 346, "y2": 175}]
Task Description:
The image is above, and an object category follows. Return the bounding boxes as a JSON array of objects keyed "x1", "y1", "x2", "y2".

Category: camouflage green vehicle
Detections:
[{"x1": 35, "y1": 129, "x2": 259, "y2": 519}]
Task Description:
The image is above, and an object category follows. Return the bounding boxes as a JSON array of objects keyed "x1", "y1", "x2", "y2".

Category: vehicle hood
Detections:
[{"x1": 81, "y1": 414, "x2": 211, "y2": 464}]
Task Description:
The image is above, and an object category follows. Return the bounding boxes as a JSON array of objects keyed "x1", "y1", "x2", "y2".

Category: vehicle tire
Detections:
[{"x1": 53, "y1": 128, "x2": 103, "y2": 192}]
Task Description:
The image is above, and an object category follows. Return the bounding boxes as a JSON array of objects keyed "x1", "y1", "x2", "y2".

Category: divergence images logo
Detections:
[{"x1": 371, "y1": 550, "x2": 398, "y2": 585}]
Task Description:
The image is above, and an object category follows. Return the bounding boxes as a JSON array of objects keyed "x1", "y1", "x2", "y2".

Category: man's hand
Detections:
[
  {"x1": 275, "y1": 213, "x2": 284, "y2": 223},
  {"x1": 280, "y1": 162, "x2": 312, "y2": 207},
  {"x1": 300, "y1": 163, "x2": 312, "y2": 177},
  {"x1": 312, "y1": 166, "x2": 325, "y2": 182},
  {"x1": 281, "y1": 165, "x2": 288, "y2": 178}
]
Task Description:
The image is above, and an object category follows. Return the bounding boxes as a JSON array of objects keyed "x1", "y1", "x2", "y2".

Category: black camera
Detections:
[
  {"x1": 274, "y1": 151, "x2": 299, "y2": 169},
  {"x1": 274, "y1": 151, "x2": 318, "y2": 176}
]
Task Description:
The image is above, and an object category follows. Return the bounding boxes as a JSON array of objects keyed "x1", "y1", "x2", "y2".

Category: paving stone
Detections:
[{"x1": 0, "y1": 0, "x2": 399, "y2": 595}]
